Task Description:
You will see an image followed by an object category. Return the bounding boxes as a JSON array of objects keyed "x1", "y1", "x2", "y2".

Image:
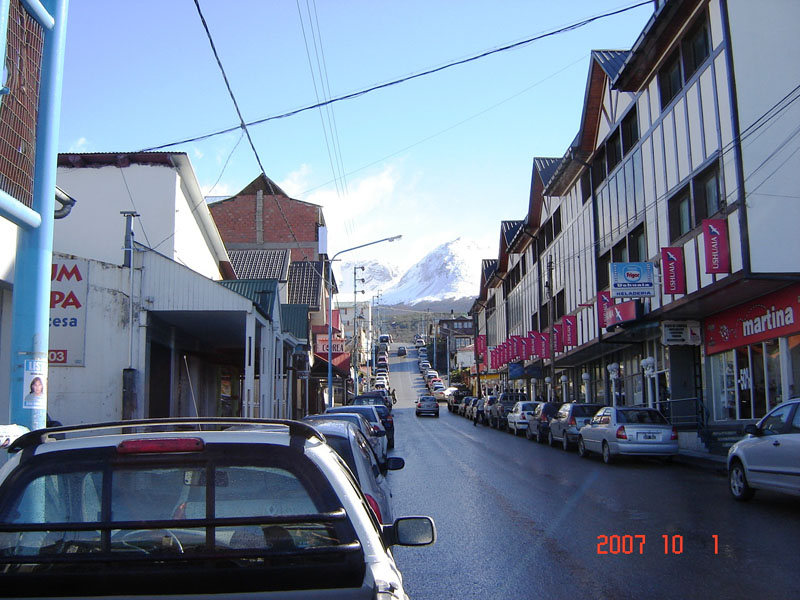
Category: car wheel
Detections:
[
  {"x1": 562, "y1": 435, "x2": 570, "y2": 451},
  {"x1": 547, "y1": 430, "x2": 555, "y2": 447},
  {"x1": 415, "y1": 412, "x2": 420, "y2": 417},
  {"x1": 729, "y1": 460, "x2": 755, "y2": 501},
  {"x1": 388, "y1": 439, "x2": 394, "y2": 450},
  {"x1": 435, "y1": 412, "x2": 439, "y2": 418},
  {"x1": 578, "y1": 437, "x2": 589, "y2": 458},
  {"x1": 602, "y1": 441, "x2": 613, "y2": 464}
]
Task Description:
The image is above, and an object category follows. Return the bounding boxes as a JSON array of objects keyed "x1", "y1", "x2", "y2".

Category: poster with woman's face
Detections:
[{"x1": 23, "y1": 360, "x2": 47, "y2": 409}]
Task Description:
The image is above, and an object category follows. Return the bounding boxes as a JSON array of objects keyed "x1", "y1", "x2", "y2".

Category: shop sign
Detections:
[
  {"x1": 610, "y1": 262, "x2": 656, "y2": 298},
  {"x1": 605, "y1": 300, "x2": 643, "y2": 328},
  {"x1": 562, "y1": 315, "x2": 578, "y2": 346},
  {"x1": 524, "y1": 365, "x2": 543, "y2": 378},
  {"x1": 702, "y1": 219, "x2": 730, "y2": 274},
  {"x1": 662, "y1": 320, "x2": 701, "y2": 346},
  {"x1": 705, "y1": 283, "x2": 800, "y2": 354},
  {"x1": 508, "y1": 362, "x2": 524, "y2": 379},
  {"x1": 49, "y1": 259, "x2": 89, "y2": 366},
  {"x1": 661, "y1": 247, "x2": 686, "y2": 294},
  {"x1": 315, "y1": 336, "x2": 346, "y2": 354},
  {"x1": 597, "y1": 291, "x2": 613, "y2": 328}
]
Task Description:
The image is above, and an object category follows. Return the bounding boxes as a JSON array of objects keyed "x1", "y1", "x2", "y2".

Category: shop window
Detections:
[
  {"x1": 682, "y1": 16, "x2": 710, "y2": 79},
  {"x1": 622, "y1": 107, "x2": 639, "y2": 155}
]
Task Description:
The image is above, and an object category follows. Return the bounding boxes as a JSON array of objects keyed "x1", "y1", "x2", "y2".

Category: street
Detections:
[{"x1": 384, "y1": 348, "x2": 800, "y2": 600}]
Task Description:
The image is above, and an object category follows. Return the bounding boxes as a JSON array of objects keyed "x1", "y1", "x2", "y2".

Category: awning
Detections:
[{"x1": 311, "y1": 353, "x2": 350, "y2": 378}]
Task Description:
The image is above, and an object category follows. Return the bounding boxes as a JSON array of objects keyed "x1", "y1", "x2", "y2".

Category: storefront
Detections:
[{"x1": 704, "y1": 283, "x2": 800, "y2": 422}]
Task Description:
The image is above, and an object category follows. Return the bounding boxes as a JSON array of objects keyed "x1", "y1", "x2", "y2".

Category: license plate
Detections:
[{"x1": 639, "y1": 432, "x2": 657, "y2": 440}]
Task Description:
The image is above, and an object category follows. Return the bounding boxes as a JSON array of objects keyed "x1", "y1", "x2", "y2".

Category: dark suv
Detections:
[
  {"x1": 526, "y1": 401, "x2": 564, "y2": 443},
  {"x1": 489, "y1": 391, "x2": 528, "y2": 430}
]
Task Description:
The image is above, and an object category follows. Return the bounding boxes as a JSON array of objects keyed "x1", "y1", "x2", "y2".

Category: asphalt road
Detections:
[{"x1": 383, "y1": 345, "x2": 800, "y2": 600}]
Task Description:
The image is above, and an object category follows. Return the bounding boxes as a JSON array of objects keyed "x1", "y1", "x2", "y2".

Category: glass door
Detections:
[{"x1": 736, "y1": 347, "x2": 752, "y2": 419}]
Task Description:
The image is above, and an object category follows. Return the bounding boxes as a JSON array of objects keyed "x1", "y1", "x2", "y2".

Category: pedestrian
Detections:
[{"x1": 390, "y1": 388, "x2": 397, "y2": 405}]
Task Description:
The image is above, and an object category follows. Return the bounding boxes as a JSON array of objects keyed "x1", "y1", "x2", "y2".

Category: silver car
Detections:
[
  {"x1": 416, "y1": 395, "x2": 440, "y2": 417},
  {"x1": 577, "y1": 406, "x2": 678, "y2": 464},
  {"x1": 306, "y1": 419, "x2": 405, "y2": 523},
  {"x1": 727, "y1": 398, "x2": 800, "y2": 501},
  {"x1": 506, "y1": 401, "x2": 541, "y2": 436},
  {"x1": 303, "y1": 412, "x2": 387, "y2": 466}
]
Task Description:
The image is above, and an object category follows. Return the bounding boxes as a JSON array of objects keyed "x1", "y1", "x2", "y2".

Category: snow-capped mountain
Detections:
[
  {"x1": 380, "y1": 238, "x2": 492, "y2": 305},
  {"x1": 335, "y1": 259, "x2": 399, "y2": 295}
]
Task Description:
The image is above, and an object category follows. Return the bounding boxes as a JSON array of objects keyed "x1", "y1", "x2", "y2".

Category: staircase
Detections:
[{"x1": 699, "y1": 424, "x2": 746, "y2": 456}]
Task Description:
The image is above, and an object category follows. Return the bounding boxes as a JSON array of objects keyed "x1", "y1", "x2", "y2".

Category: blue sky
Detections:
[{"x1": 58, "y1": 1, "x2": 654, "y2": 273}]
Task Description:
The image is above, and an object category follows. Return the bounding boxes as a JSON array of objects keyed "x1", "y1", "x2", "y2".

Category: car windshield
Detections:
[{"x1": 616, "y1": 409, "x2": 668, "y2": 425}]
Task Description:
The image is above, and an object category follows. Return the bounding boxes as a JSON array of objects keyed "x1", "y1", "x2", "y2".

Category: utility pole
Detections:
[
  {"x1": 353, "y1": 266, "x2": 365, "y2": 394},
  {"x1": 547, "y1": 255, "x2": 555, "y2": 400}
]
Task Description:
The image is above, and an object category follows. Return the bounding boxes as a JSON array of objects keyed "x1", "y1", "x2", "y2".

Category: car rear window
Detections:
[
  {"x1": 0, "y1": 444, "x2": 365, "y2": 595},
  {"x1": 616, "y1": 409, "x2": 668, "y2": 424},
  {"x1": 572, "y1": 405, "x2": 602, "y2": 417}
]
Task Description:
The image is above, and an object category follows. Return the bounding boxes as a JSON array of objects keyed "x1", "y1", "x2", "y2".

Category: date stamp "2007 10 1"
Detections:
[{"x1": 597, "y1": 534, "x2": 720, "y2": 555}]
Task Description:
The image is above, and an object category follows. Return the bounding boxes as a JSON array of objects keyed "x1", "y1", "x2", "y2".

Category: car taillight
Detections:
[
  {"x1": 372, "y1": 425, "x2": 382, "y2": 434},
  {"x1": 365, "y1": 494, "x2": 383, "y2": 523},
  {"x1": 540, "y1": 414, "x2": 548, "y2": 422},
  {"x1": 520, "y1": 414, "x2": 526, "y2": 420},
  {"x1": 671, "y1": 426, "x2": 678, "y2": 440},
  {"x1": 616, "y1": 426, "x2": 627, "y2": 440},
  {"x1": 117, "y1": 438, "x2": 204, "y2": 454},
  {"x1": 568, "y1": 417, "x2": 576, "y2": 426}
]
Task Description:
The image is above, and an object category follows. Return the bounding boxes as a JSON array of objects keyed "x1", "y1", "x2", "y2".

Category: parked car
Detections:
[
  {"x1": 464, "y1": 397, "x2": 478, "y2": 420},
  {"x1": 304, "y1": 419, "x2": 404, "y2": 524},
  {"x1": 446, "y1": 388, "x2": 466, "y2": 412},
  {"x1": 416, "y1": 395, "x2": 440, "y2": 417},
  {"x1": 355, "y1": 390, "x2": 394, "y2": 412},
  {"x1": 727, "y1": 398, "x2": 800, "y2": 501},
  {"x1": 526, "y1": 401, "x2": 564, "y2": 443},
  {"x1": 577, "y1": 406, "x2": 679, "y2": 464},
  {"x1": 0, "y1": 418, "x2": 435, "y2": 598},
  {"x1": 489, "y1": 391, "x2": 528, "y2": 429},
  {"x1": 419, "y1": 361, "x2": 431, "y2": 373},
  {"x1": 506, "y1": 401, "x2": 541, "y2": 435},
  {"x1": 549, "y1": 403, "x2": 605, "y2": 450},
  {"x1": 482, "y1": 396, "x2": 498, "y2": 426},
  {"x1": 304, "y1": 412, "x2": 387, "y2": 466},
  {"x1": 397, "y1": 346, "x2": 407, "y2": 356},
  {"x1": 459, "y1": 397, "x2": 475, "y2": 416},
  {"x1": 326, "y1": 405, "x2": 388, "y2": 454}
]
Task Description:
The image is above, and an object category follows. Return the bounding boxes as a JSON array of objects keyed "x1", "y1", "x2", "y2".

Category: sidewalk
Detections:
[{"x1": 674, "y1": 448, "x2": 727, "y2": 475}]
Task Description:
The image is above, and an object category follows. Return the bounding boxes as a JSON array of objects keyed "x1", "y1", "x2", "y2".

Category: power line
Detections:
[{"x1": 140, "y1": 1, "x2": 652, "y2": 153}]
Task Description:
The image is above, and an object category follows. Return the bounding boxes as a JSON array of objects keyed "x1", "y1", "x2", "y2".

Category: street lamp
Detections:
[
  {"x1": 560, "y1": 374, "x2": 569, "y2": 402},
  {"x1": 641, "y1": 356, "x2": 656, "y2": 408},
  {"x1": 581, "y1": 372, "x2": 591, "y2": 403},
  {"x1": 544, "y1": 376, "x2": 552, "y2": 401},
  {"x1": 607, "y1": 362, "x2": 620, "y2": 407},
  {"x1": 328, "y1": 235, "x2": 402, "y2": 408}
]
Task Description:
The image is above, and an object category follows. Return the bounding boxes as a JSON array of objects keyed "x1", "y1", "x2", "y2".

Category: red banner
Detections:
[
  {"x1": 702, "y1": 219, "x2": 730, "y2": 274},
  {"x1": 661, "y1": 247, "x2": 686, "y2": 294},
  {"x1": 562, "y1": 315, "x2": 578, "y2": 346},
  {"x1": 705, "y1": 282, "x2": 800, "y2": 354},
  {"x1": 552, "y1": 324, "x2": 564, "y2": 353},
  {"x1": 605, "y1": 300, "x2": 642, "y2": 327},
  {"x1": 523, "y1": 336, "x2": 533, "y2": 359},
  {"x1": 528, "y1": 331, "x2": 539, "y2": 358},
  {"x1": 598, "y1": 291, "x2": 613, "y2": 328},
  {"x1": 511, "y1": 336, "x2": 523, "y2": 360},
  {"x1": 539, "y1": 333, "x2": 551, "y2": 359}
]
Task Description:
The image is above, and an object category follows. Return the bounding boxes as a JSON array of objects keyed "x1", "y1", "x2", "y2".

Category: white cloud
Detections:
[{"x1": 67, "y1": 137, "x2": 90, "y2": 152}]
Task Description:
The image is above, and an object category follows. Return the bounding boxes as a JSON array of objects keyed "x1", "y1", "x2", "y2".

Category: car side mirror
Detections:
[
  {"x1": 744, "y1": 423, "x2": 760, "y2": 436},
  {"x1": 383, "y1": 516, "x2": 436, "y2": 547}
]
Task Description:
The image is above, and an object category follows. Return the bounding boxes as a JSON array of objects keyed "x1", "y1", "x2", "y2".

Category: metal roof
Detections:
[
  {"x1": 280, "y1": 304, "x2": 310, "y2": 341},
  {"x1": 482, "y1": 259, "x2": 498, "y2": 283},
  {"x1": 501, "y1": 220, "x2": 524, "y2": 248},
  {"x1": 219, "y1": 279, "x2": 279, "y2": 319},
  {"x1": 592, "y1": 50, "x2": 630, "y2": 82},
  {"x1": 288, "y1": 261, "x2": 325, "y2": 308},
  {"x1": 533, "y1": 157, "x2": 561, "y2": 189},
  {"x1": 229, "y1": 249, "x2": 290, "y2": 280}
]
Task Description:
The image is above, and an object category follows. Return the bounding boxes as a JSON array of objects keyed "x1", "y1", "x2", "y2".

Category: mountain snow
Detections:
[
  {"x1": 335, "y1": 259, "x2": 399, "y2": 296},
  {"x1": 380, "y1": 238, "x2": 493, "y2": 305}
]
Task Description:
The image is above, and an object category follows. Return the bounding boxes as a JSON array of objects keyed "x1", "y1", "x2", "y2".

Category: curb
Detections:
[{"x1": 674, "y1": 453, "x2": 727, "y2": 475}]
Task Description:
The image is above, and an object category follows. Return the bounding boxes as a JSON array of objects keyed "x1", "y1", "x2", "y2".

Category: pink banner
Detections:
[
  {"x1": 562, "y1": 315, "x2": 578, "y2": 346},
  {"x1": 598, "y1": 291, "x2": 613, "y2": 328},
  {"x1": 703, "y1": 219, "x2": 730, "y2": 274},
  {"x1": 528, "y1": 331, "x2": 539, "y2": 358},
  {"x1": 661, "y1": 247, "x2": 686, "y2": 294},
  {"x1": 523, "y1": 336, "x2": 533, "y2": 359},
  {"x1": 511, "y1": 336, "x2": 523, "y2": 359},
  {"x1": 540, "y1": 333, "x2": 551, "y2": 359},
  {"x1": 552, "y1": 324, "x2": 564, "y2": 353}
]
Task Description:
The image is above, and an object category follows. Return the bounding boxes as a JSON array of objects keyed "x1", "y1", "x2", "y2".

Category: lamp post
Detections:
[
  {"x1": 560, "y1": 374, "x2": 569, "y2": 402},
  {"x1": 607, "y1": 362, "x2": 620, "y2": 407},
  {"x1": 327, "y1": 235, "x2": 401, "y2": 408},
  {"x1": 544, "y1": 376, "x2": 552, "y2": 401},
  {"x1": 641, "y1": 356, "x2": 656, "y2": 408}
]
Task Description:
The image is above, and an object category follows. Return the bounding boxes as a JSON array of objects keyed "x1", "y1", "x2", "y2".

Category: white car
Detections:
[
  {"x1": 0, "y1": 418, "x2": 435, "y2": 598},
  {"x1": 506, "y1": 401, "x2": 541, "y2": 436},
  {"x1": 727, "y1": 398, "x2": 800, "y2": 501},
  {"x1": 577, "y1": 406, "x2": 678, "y2": 464}
]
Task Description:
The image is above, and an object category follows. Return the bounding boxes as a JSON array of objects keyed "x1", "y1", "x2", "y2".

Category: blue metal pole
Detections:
[{"x1": 8, "y1": 0, "x2": 69, "y2": 430}]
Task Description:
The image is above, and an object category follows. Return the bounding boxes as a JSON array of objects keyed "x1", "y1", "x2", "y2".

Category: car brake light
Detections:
[
  {"x1": 117, "y1": 438, "x2": 204, "y2": 454},
  {"x1": 520, "y1": 414, "x2": 526, "y2": 420},
  {"x1": 372, "y1": 425, "x2": 381, "y2": 434},
  {"x1": 365, "y1": 493, "x2": 383, "y2": 523},
  {"x1": 671, "y1": 426, "x2": 678, "y2": 440},
  {"x1": 568, "y1": 417, "x2": 576, "y2": 426},
  {"x1": 616, "y1": 426, "x2": 627, "y2": 440}
]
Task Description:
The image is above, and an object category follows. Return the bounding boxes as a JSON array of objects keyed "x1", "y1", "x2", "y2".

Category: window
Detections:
[
  {"x1": 668, "y1": 165, "x2": 721, "y2": 242},
  {"x1": 659, "y1": 51, "x2": 682, "y2": 109},
  {"x1": 597, "y1": 251, "x2": 611, "y2": 290},
  {"x1": 555, "y1": 290, "x2": 565, "y2": 320},
  {"x1": 592, "y1": 148, "x2": 607, "y2": 193},
  {"x1": 621, "y1": 108, "x2": 639, "y2": 155},
  {"x1": 581, "y1": 170, "x2": 592, "y2": 204},
  {"x1": 628, "y1": 226, "x2": 646, "y2": 262},
  {"x1": 552, "y1": 208, "x2": 562, "y2": 237},
  {"x1": 606, "y1": 129, "x2": 622, "y2": 173},
  {"x1": 682, "y1": 17, "x2": 710, "y2": 79},
  {"x1": 612, "y1": 240, "x2": 628, "y2": 264}
]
